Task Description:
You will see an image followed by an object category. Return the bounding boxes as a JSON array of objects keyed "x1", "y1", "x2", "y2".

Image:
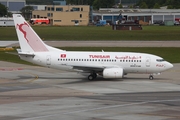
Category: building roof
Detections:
[
  {"x1": 99, "y1": 8, "x2": 180, "y2": 13},
  {"x1": 0, "y1": 0, "x2": 25, "y2": 2}
]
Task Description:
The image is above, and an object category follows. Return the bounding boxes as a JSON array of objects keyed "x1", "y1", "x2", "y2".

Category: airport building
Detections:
[
  {"x1": 0, "y1": 0, "x2": 26, "y2": 13},
  {"x1": 32, "y1": 5, "x2": 90, "y2": 26},
  {"x1": 93, "y1": 8, "x2": 180, "y2": 25}
]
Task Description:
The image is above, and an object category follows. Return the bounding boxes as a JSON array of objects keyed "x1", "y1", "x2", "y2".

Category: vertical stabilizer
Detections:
[{"x1": 13, "y1": 14, "x2": 49, "y2": 52}]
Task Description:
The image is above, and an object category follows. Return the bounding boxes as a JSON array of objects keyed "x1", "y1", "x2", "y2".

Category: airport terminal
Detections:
[{"x1": 1, "y1": 0, "x2": 180, "y2": 26}]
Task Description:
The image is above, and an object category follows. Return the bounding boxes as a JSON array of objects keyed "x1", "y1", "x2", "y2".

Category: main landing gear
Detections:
[
  {"x1": 149, "y1": 75, "x2": 154, "y2": 80},
  {"x1": 88, "y1": 72, "x2": 97, "y2": 81}
]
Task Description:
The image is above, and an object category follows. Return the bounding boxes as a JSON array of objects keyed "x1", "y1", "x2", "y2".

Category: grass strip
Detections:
[{"x1": 0, "y1": 26, "x2": 180, "y2": 40}]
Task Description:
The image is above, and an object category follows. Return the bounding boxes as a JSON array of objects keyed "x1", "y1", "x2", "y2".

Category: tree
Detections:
[
  {"x1": 119, "y1": 4, "x2": 123, "y2": 8},
  {"x1": 167, "y1": 5, "x2": 173, "y2": 9},
  {"x1": 137, "y1": 0, "x2": 180, "y2": 9},
  {"x1": 20, "y1": 6, "x2": 34, "y2": 20},
  {"x1": 140, "y1": 2, "x2": 148, "y2": 8},
  {"x1": 93, "y1": 0, "x2": 115, "y2": 10},
  {"x1": 0, "y1": 3, "x2": 8, "y2": 17},
  {"x1": 153, "y1": 3, "x2": 160, "y2": 9},
  {"x1": 93, "y1": 0, "x2": 101, "y2": 10}
]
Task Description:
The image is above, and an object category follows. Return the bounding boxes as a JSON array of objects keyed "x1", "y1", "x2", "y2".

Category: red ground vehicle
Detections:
[
  {"x1": 30, "y1": 18, "x2": 50, "y2": 25},
  {"x1": 175, "y1": 18, "x2": 180, "y2": 22},
  {"x1": 175, "y1": 18, "x2": 180, "y2": 25}
]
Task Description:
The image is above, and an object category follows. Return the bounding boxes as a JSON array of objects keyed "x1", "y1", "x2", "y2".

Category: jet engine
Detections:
[{"x1": 103, "y1": 68, "x2": 124, "y2": 79}]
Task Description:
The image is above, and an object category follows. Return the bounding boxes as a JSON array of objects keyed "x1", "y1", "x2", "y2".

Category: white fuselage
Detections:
[
  {"x1": 20, "y1": 51, "x2": 173, "y2": 75},
  {"x1": 13, "y1": 14, "x2": 173, "y2": 80}
]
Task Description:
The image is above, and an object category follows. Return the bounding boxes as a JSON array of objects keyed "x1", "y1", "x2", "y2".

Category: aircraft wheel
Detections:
[
  {"x1": 88, "y1": 75, "x2": 94, "y2": 81},
  {"x1": 149, "y1": 75, "x2": 154, "y2": 80}
]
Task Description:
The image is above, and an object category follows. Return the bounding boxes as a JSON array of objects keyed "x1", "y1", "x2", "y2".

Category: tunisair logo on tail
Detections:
[{"x1": 16, "y1": 21, "x2": 48, "y2": 52}]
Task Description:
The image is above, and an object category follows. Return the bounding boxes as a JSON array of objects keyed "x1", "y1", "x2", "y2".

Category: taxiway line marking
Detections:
[{"x1": 25, "y1": 72, "x2": 39, "y2": 83}]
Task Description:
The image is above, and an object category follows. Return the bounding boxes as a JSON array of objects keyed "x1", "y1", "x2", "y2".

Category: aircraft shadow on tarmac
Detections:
[{"x1": 15, "y1": 75, "x2": 166, "y2": 85}]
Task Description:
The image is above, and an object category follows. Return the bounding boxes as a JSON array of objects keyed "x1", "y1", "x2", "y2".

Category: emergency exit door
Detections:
[{"x1": 146, "y1": 57, "x2": 151, "y2": 67}]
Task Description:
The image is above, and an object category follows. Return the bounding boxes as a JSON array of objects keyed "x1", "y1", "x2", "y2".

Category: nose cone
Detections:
[{"x1": 166, "y1": 62, "x2": 173, "y2": 70}]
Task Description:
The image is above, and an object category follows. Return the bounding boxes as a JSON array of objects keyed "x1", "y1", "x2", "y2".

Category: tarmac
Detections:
[{"x1": 0, "y1": 61, "x2": 180, "y2": 120}]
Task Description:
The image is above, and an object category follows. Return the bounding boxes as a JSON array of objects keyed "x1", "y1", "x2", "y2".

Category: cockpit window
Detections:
[{"x1": 156, "y1": 59, "x2": 165, "y2": 62}]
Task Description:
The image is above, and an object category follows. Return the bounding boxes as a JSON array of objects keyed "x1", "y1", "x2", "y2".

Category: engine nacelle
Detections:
[{"x1": 103, "y1": 68, "x2": 124, "y2": 79}]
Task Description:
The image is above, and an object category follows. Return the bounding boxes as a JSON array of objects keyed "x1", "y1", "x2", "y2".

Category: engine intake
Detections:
[{"x1": 103, "y1": 68, "x2": 124, "y2": 79}]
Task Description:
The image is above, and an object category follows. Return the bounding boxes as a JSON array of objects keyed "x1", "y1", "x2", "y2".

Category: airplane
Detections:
[{"x1": 13, "y1": 14, "x2": 173, "y2": 80}]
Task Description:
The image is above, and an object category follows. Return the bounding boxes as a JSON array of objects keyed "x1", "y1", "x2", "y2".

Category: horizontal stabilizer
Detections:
[{"x1": 17, "y1": 49, "x2": 35, "y2": 57}]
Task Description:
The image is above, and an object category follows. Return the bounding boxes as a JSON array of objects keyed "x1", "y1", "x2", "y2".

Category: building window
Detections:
[
  {"x1": 80, "y1": 14, "x2": 82, "y2": 18},
  {"x1": 33, "y1": 15, "x2": 36, "y2": 18},
  {"x1": 54, "y1": 20, "x2": 62, "y2": 22},
  {"x1": 71, "y1": 20, "x2": 79, "y2": 24},
  {"x1": 81, "y1": 8, "x2": 83, "y2": 11},
  {"x1": 47, "y1": 7, "x2": 50, "y2": 11},
  {"x1": 51, "y1": 7, "x2": 54, "y2": 11},
  {"x1": 47, "y1": 13, "x2": 53, "y2": 17},
  {"x1": 71, "y1": 8, "x2": 80, "y2": 11},
  {"x1": 56, "y1": 8, "x2": 63, "y2": 11},
  {"x1": 37, "y1": 15, "x2": 40, "y2": 18}
]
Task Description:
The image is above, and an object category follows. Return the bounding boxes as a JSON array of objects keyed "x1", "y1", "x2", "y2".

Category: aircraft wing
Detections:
[
  {"x1": 73, "y1": 66, "x2": 104, "y2": 72},
  {"x1": 70, "y1": 64, "x2": 120, "y2": 73}
]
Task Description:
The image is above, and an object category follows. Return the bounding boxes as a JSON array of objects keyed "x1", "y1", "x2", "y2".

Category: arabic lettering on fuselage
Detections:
[
  {"x1": 156, "y1": 64, "x2": 165, "y2": 67},
  {"x1": 115, "y1": 56, "x2": 142, "y2": 60},
  {"x1": 89, "y1": 55, "x2": 110, "y2": 59}
]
